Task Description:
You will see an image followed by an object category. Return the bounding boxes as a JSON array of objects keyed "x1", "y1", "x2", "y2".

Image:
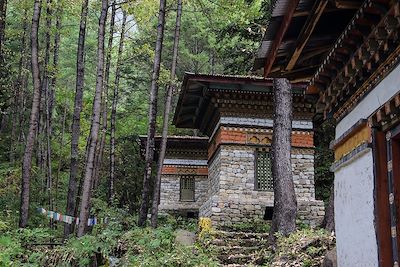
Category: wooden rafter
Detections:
[
  {"x1": 263, "y1": 0, "x2": 299, "y2": 77},
  {"x1": 334, "y1": 0, "x2": 361, "y2": 9},
  {"x1": 285, "y1": 0, "x2": 328, "y2": 71}
]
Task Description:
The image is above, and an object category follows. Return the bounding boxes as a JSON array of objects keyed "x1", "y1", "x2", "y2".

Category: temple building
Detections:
[
  {"x1": 143, "y1": 73, "x2": 325, "y2": 227},
  {"x1": 254, "y1": 0, "x2": 400, "y2": 266}
]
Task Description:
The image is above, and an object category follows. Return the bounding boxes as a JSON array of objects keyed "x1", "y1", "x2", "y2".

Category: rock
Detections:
[
  {"x1": 322, "y1": 248, "x2": 337, "y2": 267},
  {"x1": 175, "y1": 229, "x2": 196, "y2": 246}
]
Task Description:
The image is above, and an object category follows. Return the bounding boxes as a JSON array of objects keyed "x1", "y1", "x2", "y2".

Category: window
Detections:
[
  {"x1": 180, "y1": 176, "x2": 195, "y2": 201},
  {"x1": 255, "y1": 151, "x2": 273, "y2": 191}
]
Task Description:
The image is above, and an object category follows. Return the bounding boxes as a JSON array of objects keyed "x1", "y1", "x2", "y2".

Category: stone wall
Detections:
[
  {"x1": 200, "y1": 145, "x2": 324, "y2": 226},
  {"x1": 159, "y1": 174, "x2": 208, "y2": 215}
]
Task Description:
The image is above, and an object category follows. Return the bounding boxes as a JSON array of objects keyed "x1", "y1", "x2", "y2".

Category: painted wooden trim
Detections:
[{"x1": 331, "y1": 119, "x2": 371, "y2": 161}]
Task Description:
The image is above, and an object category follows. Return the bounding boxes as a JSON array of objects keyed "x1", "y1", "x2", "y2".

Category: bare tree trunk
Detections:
[
  {"x1": 49, "y1": 1, "x2": 62, "y2": 125},
  {"x1": 322, "y1": 185, "x2": 335, "y2": 232},
  {"x1": 42, "y1": 0, "x2": 54, "y2": 227},
  {"x1": 0, "y1": 0, "x2": 6, "y2": 56},
  {"x1": 138, "y1": 0, "x2": 167, "y2": 227},
  {"x1": 18, "y1": 9, "x2": 30, "y2": 146},
  {"x1": 268, "y1": 78, "x2": 297, "y2": 245},
  {"x1": 64, "y1": 0, "x2": 89, "y2": 238},
  {"x1": 10, "y1": 8, "x2": 27, "y2": 164},
  {"x1": 77, "y1": 0, "x2": 108, "y2": 237},
  {"x1": 150, "y1": 0, "x2": 182, "y2": 228},
  {"x1": 92, "y1": 0, "x2": 116, "y2": 190},
  {"x1": 0, "y1": 0, "x2": 7, "y2": 129},
  {"x1": 109, "y1": 9, "x2": 126, "y2": 205},
  {"x1": 19, "y1": 0, "x2": 42, "y2": 228},
  {"x1": 55, "y1": 103, "x2": 67, "y2": 212}
]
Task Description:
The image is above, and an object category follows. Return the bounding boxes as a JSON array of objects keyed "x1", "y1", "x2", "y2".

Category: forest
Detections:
[{"x1": 0, "y1": 0, "x2": 334, "y2": 266}]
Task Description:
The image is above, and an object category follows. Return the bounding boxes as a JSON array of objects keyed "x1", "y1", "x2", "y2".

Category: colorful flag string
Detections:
[{"x1": 37, "y1": 208, "x2": 108, "y2": 226}]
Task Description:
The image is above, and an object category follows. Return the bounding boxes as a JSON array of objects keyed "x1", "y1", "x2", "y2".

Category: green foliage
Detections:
[
  {"x1": 266, "y1": 228, "x2": 335, "y2": 266},
  {"x1": 314, "y1": 119, "x2": 335, "y2": 202},
  {"x1": 0, "y1": 207, "x2": 219, "y2": 266},
  {"x1": 119, "y1": 226, "x2": 218, "y2": 267}
]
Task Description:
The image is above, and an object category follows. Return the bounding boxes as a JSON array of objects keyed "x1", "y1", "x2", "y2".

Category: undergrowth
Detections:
[
  {"x1": 0, "y1": 197, "x2": 333, "y2": 267},
  {"x1": 266, "y1": 228, "x2": 335, "y2": 267},
  {"x1": 0, "y1": 199, "x2": 219, "y2": 267}
]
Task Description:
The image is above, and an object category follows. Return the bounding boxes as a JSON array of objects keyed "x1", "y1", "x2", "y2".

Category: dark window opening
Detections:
[
  {"x1": 264, "y1": 206, "x2": 274, "y2": 220},
  {"x1": 255, "y1": 151, "x2": 273, "y2": 191},
  {"x1": 186, "y1": 211, "x2": 197, "y2": 219},
  {"x1": 180, "y1": 175, "x2": 195, "y2": 202}
]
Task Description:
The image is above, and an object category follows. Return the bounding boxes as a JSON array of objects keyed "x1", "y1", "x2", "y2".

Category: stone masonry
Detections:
[
  {"x1": 199, "y1": 145, "x2": 325, "y2": 227},
  {"x1": 159, "y1": 174, "x2": 208, "y2": 215},
  {"x1": 170, "y1": 74, "x2": 325, "y2": 227}
]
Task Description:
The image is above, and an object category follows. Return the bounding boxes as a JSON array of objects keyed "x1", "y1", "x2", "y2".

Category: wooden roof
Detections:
[
  {"x1": 173, "y1": 73, "x2": 309, "y2": 135},
  {"x1": 254, "y1": 0, "x2": 363, "y2": 82},
  {"x1": 308, "y1": 0, "x2": 400, "y2": 120}
]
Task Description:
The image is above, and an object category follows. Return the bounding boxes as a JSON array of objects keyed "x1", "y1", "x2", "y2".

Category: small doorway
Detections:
[{"x1": 263, "y1": 206, "x2": 274, "y2": 221}]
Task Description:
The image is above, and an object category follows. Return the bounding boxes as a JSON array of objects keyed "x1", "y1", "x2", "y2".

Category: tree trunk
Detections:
[
  {"x1": 322, "y1": 185, "x2": 335, "y2": 232},
  {"x1": 42, "y1": 0, "x2": 54, "y2": 226},
  {"x1": 138, "y1": 0, "x2": 167, "y2": 227},
  {"x1": 0, "y1": 0, "x2": 7, "y2": 130},
  {"x1": 10, "y1": 8, "x2": 27, "y2": 164},
  {"x1": 109, "y1": 9, "x2": 126, "y2": 205},
  {"x1": 49, "y1": 1, "x2": 62, "y2": 124},
  {"x1": 0, "y1": 0, "x2": 6, "y2": 55},
  {"x1": 19, "y1": 0, "x2": 42, "y2": 228},
  {"x1": 55, "y1": 103, "x2": 67, "y2": 212},
  {"x1": 77, "y1": 0, "x2": 108, "y2": 237},
  {"x1": 150, "y1": 0, "x2": 182, "y2": 228},
  {"x1": 92, "y1": 0, "x2": 116, "y2": 190},
  {"x1": 18, "y1": 9, "x2": 30, "y2": 146},
  {"x1": 268, "y1": 78, "x2": 297, "y2": 245},
  {"x1": 64, "y1": 0, "x2": 89, "y2": 238}
]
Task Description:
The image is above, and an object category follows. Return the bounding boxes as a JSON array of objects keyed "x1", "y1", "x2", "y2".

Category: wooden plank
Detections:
[
  {"x1": 334, "y1": 0, "x2": 361, "y2": 9},
  {"x1": 286, "y1": 0, "x2": 328, "y2": 71},
  {"x1": 372, "y1": 130, "x2": 393, "y2": 266},
  {"x1": 263, "y1": 0, "x2": 300, "y2": 77}
]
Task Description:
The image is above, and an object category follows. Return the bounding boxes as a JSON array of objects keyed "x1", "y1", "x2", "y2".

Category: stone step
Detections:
[
  {"x1": 211, "y1": 238, "x2": 267, "y2": 247},
  {"x1": 216, "y1": 245, "x2": 260, "y2": 255},
  {"x1": 215, "y1": 230, "x2": 269, "y2": 240},
  {"x1": 218, "y1": 254, "x2": 256, "y2": 265}
]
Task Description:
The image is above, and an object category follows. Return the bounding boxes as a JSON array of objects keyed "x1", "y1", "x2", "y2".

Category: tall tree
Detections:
[
  {"x1": 10, "y1": 8, "x2": 29, "y2": 164},
  {"x1": 268, "y1": 78, "x2": 297, "y2": 245},
  {"x1": 42, "y1": 0, "x2": 54, "y2": 221},
  {"x1": 55, "y1": 103, "x2": 67, "y2": 212},
  {"x1": 77, "y1": 0, "x2": 108, "y2": 237},
  {"x1": 93, "y1": 0, "x2": 116, "y2": 190},
  {"x1": 0, "y1": 0, "x2": 7, "y2": 130},
  {"x1": 150, "y1": 0, "x2": 182, "y2": 228},
  {"x1": 0, "y1": 0, "x2": 6, "y2": 56},
  {"x1": 17, "y1": 9, "x2": 30, "y2": 146},
  {"x1": 49, "y1": 0, "x2": 62, "y2": 124},
  {"x1": 19, "y1": 0, "x2": 42, "y2": 228},
  {"x1": 138, "y1": 0, "x2": 167, "y2": 227},
  {"x1": 64, "y1": 0, "x2": 89, "y2": 238},
  {"x1": 109, "y1": 9, "x2": 126, "y2": 204}
]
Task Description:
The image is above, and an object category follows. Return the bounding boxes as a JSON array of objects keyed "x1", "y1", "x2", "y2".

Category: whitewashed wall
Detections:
[
  {"x1": 335, "y1": 149, "x2": 378, "y2": 266},
  {"x1": 333, "y1": 63, "x2": 400, "y2": 266}
]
